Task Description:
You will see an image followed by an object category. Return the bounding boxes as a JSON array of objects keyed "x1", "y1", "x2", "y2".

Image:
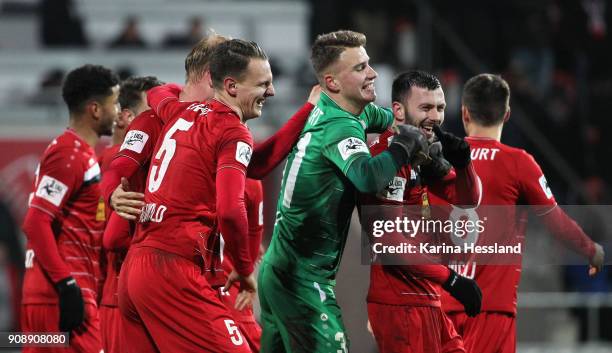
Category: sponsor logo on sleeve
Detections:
[
  {"x1": 378, "y1": 176, "x2": 407, "y2": 202},
  {"x1": 235, "y1": 141, "x2": 252, "y2": 167},
  {"x1": 538, "y1": 175, "x2": 553, "y2": 199},
  {"x1": 338, "y1": 137, "x2": 368, "y2": 160},
  {"x1": 35, "y1": 175, "x2": 68, "y2": 207},
  {"x1": 120, "y1": 130, "x2": 149, "y2": 153}
]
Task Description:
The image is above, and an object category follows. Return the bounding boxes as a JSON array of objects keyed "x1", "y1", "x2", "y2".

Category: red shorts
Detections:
[
  {"x1": 447, "y1": 312, "x2": 515, "y2": 353},
  {"x1": 21, "y1": 303, "x2": 102, "y2": 353},
  {"x1": 100, "y1": 305, "x2": 121, "y2": 353},
  {"x1": 368, "y1": 303, "x2": 465, "y2": 353},
  {"x1": 217, "y1": 286, "x2": 262, "y2": 353},
  {"x1": 117, "y1": 246, "x2": 252, "y2": 353}
]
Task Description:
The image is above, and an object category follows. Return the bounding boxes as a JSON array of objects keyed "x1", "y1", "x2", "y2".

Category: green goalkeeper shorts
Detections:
[{"x1": 258, "y1": 261, "x2": 349, "y2": 353}]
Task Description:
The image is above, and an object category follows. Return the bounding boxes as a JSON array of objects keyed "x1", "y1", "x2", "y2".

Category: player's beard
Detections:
[{"x1": 99, "y1": 118, "x2": 114, "y2": 136}]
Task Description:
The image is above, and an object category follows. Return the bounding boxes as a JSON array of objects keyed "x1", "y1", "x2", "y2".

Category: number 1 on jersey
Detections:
[{"x1": 148, "y1": 118, "x2": 194, "y2": 192}]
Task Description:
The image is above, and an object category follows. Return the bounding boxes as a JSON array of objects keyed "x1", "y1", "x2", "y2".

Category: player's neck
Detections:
[
  {"x1": 212, "y1": 92, "x2": 244, "y2": 121},
  {"x1": 466, "y1": 124, "x2": 502, "y2": 141},
  {"x1": 180, "y1": 84, "x2": 200, "y2": 101},
  {"x1": 68, "y1": 118, "x2": 100, "y2": 147},
  {"x1": 325, "y1": 90, "x2": 365, "y2": 115}
]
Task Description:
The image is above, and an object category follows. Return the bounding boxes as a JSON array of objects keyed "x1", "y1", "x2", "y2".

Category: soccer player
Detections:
[
  {"x1": 21, "y1": 64, "x2": 120, "y2": 353},
  {"x1": 98, "y1": 75, "x2": 161, "y2": 353},
  {"x1": 117, "y1": 39, "x2": 275, "y2": 353},
  {"x1": 100, "y1": 34, "x2": 229, "y2": 221},
  {"x1": 441, "y1": 73, "x2": 605, "y2": 353},
  {"x1": 364, "y1": 71, "x2": 482, "y2": 353},
  {"x1": 259, "y1": 30, "x2": 430, "y2": 353}
]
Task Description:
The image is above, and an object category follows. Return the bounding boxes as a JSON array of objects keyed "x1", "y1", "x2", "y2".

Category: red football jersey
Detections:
[
  {"x1": 99, "y1": 110, "x2": 166, "y2": 306},
  {"x1": 22, "y1": 129, "x2": 104, "y2": 305},
  {"x1": 132, "y1": 99, "x2": 254, "y2": 272},
  {"x1": 441, "y1": 137, "x2": 557, "y2": 314},
  {"x1": 364, "y1": 129, "x2": 452, "y2": 306}
]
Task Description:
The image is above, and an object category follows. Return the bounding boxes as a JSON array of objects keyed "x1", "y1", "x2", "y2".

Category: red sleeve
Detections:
[
  {"x1": 428, "y1": 163, "x2": 481, "y2": 207},
  {"x1": 217, "y1": 168, "x2": 253, "y2": 276},
  {"x1": 103, "y1": 212, "x2": 132, "y2": 250},
  {"x1": 539, "y1": 206, "x2": 596, "y2": 259},
  {"x1": 100, "y1": 156, "x2": 140, "y2": 205},
  {"x1": 116, "y1": 111, "x2": 163, "y2": 167},
  {"x1": 247, "y1": 102, "x2": 314, "y2": 179},
  {"x1": 245, "y1": 179, "x2": 264, "y2": 262},
  {"x1": 217, "y1": 122, "x2": 253, "y2": 174},
  {"x1": 518, "y1": 151, "x2": 557, "y2": 214},
  {"x1": 397, "y1": 264, "x2": 450, "y2": 285},
  {"x1": 22, "y1": 207, "x2": 70, "y2": 283},
  {"x1": 30, "y1": 147, "x2": 82, "y2": 218},
  {"x1": 147, "y1": 84, "x2": 184, "y2": 124}
]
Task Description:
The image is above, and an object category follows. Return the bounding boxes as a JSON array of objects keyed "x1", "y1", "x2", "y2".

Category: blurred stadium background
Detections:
[{"x1": 0, "y1": 0, "x2": 610, "y2": 352}]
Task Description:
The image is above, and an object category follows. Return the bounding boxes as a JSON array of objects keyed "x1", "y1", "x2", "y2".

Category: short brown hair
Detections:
[
  {"x1": 311, "y1": 30, "x2": 366, "y2": 79},
  {"x1": 209, "y1": 39, "x2": 268, "y2": 89},
  {"x1": 462, "y1": 73, "x2": 510, "y2": 126},
  {"x1": 184, "y1": 33, "x2": 228, "y2": 83}
]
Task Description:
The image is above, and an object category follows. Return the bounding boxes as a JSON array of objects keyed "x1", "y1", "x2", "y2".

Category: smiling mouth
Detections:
[
  {"x1": 363, "y1": 82, "x2": 374, "y2": 90},
  {"x1": 420, "y1": 124, "x2": 435, "y2": 139},
  {"x1": 256, "y1": 98, "x2": 265, "y2": 108}
]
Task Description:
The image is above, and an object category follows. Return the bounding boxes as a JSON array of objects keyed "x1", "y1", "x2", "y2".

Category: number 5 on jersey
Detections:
[{"x1": 148, "y1": 118, "x2": 194, "y2": 192}]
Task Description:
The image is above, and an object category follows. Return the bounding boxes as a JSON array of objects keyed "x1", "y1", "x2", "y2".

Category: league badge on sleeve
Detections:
[
  {"x1": 35, "y1": 175, "x2": 68, "y2": 207},
  {"x1": 120, "y1": 130, "x2": 150, "y2": 153},
  {"x1": 236, "y1": 141, "x2": 253, "y2": 167},
  {"x1": 538, "y1": 175, "x2": 553, "y2": 199},
  {"x1": 338, "y1": 137, "x2": 368, "y2": 160}
]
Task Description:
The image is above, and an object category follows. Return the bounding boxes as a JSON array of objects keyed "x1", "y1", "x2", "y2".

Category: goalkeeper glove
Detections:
[
  {"x1": 433, "y1": 125, "x2": 471, "y2": 169},
  {"x1": 443, "y1": 269, "x2": 482, "y2": 317},
  {"x1": 419, "y1": 141, "x2": 452, "y2": 181},
  {"x1": 55, "y1": 276, "x2": 85, "y2": 332},
  {"x1": 390, "y1": 124, "x2": 429, "y2": 167}
]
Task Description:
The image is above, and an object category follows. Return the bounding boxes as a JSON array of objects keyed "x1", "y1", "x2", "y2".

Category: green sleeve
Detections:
[
  {"x1": 321, "y1": 118, "x2": 371, "y2": 174},
  {"x1": 345, "y1": 152, "x2": 400, "y2": 194},
  {"x1": 362, "y1": 104, "x2": 394, "y2": 133}
]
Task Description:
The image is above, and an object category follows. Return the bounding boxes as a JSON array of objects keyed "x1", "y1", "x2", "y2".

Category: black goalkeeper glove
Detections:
[
  {"x1": 419, "y1": 141, "x2": 452, "y2": 181},
  {"x1": 433, "y1": 125, "x2": 471, "y2": 169},
  {"x1": 55, "y1": 276, "x2": 85, "y2": 332},
  {"x1": 442, "y1": 269, "x2": 482, "y2": 317},
  {"x1": 389, "y1": 124, "x2": 429, "y2": 167}
]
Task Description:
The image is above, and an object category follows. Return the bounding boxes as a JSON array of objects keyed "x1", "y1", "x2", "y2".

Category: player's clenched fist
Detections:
[{"x1": 390, "y1": 124, "x2": 429, "y2": 167}]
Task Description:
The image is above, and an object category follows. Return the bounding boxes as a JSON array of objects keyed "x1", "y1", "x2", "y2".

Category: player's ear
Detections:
[
  {"x1": 461, "y1": 105, "x2": 470, "y2": 124},
  {"x1": 391, "y1": 101, "x2": 405, "y2": 124},
  {"x1": 503, "y1": 108, "x2": 511, "y2": 123},
  {"x1": 88, "y1": 100, "x2": 102, "y2": 119},
  {"x1": 323, "y1": 74, "x2": 340, "y2": 93},
  {"x1": 224, "y1": 77, "x2": 238, "y2": 97}
]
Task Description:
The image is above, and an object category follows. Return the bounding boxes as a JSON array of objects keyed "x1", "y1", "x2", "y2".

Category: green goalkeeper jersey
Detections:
[{"x1": 264, "y1": 92, "x2": 393, "y2": 283}]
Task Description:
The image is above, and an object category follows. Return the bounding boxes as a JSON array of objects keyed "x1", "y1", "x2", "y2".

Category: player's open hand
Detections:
[
  {"x1": 589, "y1": 243, "x2": 605, "y2": 276},
  {"x1": 223, "y1": 270, "x2": 257, "y2": 311},
  {"x1": 110, "y1": 177, "x2": 144, "y2": 220},
  {"x1": 307, "y1": 85, "x2": 322, "y2": 105}
]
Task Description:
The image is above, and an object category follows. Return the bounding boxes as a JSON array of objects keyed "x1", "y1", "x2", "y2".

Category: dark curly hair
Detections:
[
  {"x1": 119, "y1": 76, "x2": 163, "y2": 111},
  {"x1": 391, "y1": 70, "x2": 441, "y2": 103},
  {"x1": 62, "y1": 64, "x2": 120, "y2": 113}
]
